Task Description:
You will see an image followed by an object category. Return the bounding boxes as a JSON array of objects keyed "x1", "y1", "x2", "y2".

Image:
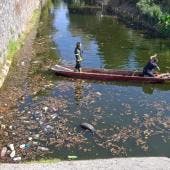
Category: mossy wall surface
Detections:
[{"x1": 0, "y1": 0, "x2": 47, "y2": 87}]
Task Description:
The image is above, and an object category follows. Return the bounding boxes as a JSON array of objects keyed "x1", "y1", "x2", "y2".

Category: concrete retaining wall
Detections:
[
  {"x1": 0, "y1": 157, "x2": 170, "y2": 170},
  {"x1": 0, "y1": 0, "x2": 46, "y2": 87}
]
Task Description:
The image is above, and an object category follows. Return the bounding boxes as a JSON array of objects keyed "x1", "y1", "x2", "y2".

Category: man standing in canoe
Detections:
[
  {"x1": 74, "y1": 42, "x2": 83, "y2": 72},
  {"x1": 143, "y1": 54, "x2": 160, "y2": 77}
]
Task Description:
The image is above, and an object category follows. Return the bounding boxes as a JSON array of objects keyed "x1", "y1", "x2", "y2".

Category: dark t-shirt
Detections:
[{"x1": 143, "y1": 60, "x2": 158, "y2": 72}]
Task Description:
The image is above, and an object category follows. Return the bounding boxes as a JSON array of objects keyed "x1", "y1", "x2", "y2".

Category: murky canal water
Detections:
[{"x1": 1, "y1": 0, "x2": 170, "y2": 162}]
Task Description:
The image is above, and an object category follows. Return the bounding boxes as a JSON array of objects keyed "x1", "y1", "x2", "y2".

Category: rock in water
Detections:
[{"x1": 80, "y1": 123, "x2": 96, "y2": 132}]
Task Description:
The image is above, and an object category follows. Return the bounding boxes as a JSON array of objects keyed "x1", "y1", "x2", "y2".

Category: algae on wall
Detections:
[{"x1": 0, "y1": 0, "x2": 47, "y2": 88}]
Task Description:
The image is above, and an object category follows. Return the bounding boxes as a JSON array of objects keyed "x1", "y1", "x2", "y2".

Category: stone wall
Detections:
[{"x1": 0, "y1": 0, "x2": 46, "y2": 87}]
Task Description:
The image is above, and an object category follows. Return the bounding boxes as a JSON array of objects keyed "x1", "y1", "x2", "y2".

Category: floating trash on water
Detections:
[
  {"x1": 51, "y1": 113, "x2": 58, "y2": 119},
  {"x1": 33, "y1": 134, "x2": 40, "y2": 139},
  {"x1": 1, "y1": 124, "x2": 6, "y2": 129},
  {"x1": 10, "y1": 150, "x2": 16, "y2": 158},
  {"x1": 13, "y1": 157, "x2": 21, "y2": 161},
  {"x1": 51, "y1": 47, "x2": 56, "y2": 50},
  {"x1": 43, "y1": 106, "x2": 48, "y2": 112},
  {"x1": 32, "y1": 141, "x2": 39, "y2": 146},
  {"x1": 21, "y1": 61, "x2": 25, "y2": 66},
  {"x1": 8, "y1": 144, "x2": 14, "y2": 151},
  {"x1": 28, "y1": 137, "x2": 33, "y2": 141},
  {"x1": 1, "y1": 147, "x2": 7, "y2": 157},
  {"x1": 19, "y1": 143, "x2": 30, "y2": 149},
  {"x1": 20, "y1": 144, "x2": 26, "y2": 149},
  {"x1": 32, "y1": 60, "x2": 41, "y2": 64},
  {"x1": 68, "y1": 155, "x2": 78, "y2": 159},
  {"x1": 96, "y1": 92, "x2": 102, "y2": 96},
  {"x1": 46, "y1": 125, "x2": 54, "y2": 130},
  {"x1": 37, "y1": 146, "x2": 49, "y2": 151}
]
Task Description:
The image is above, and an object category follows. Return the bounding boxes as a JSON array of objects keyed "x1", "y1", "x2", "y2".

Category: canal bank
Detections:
[
  {"x1": 0, "y1": 0, "x2": 48, "y2": 88},
  {"x1": 0, "y1": 0, "x2": 170, "y2": 163},
  {"x1": 1, "y1": 157, "x2": 170, "y2": 170},
  {"x1": 68, "y1": 0, "x2": 170, "y2": 37}
]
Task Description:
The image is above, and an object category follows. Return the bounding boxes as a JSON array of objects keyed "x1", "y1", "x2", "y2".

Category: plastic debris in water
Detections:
[
  {"x1": 68, "y1": 155, "x2": 78, "y2": 159},
  {"x1": 1, "y1": 124, "x2": 6, "y2": 129},
  {"x1": 43, "y1": 106, "x2": 48, "y2": 112},
  {"x1": 1, "y1": 147, "x2": 7, "y2": 157},
  {"x1": 8, "y1": 144, "x2": 14, "y2": 151},
  {"x1": 10, "y1": 150, "x2": 16, "y2": 158},
  {"x1": 96, "y1": 92, "x2": 102, "y2": 96},
  {"x1": 28, "y1": 137, "x2": 33, "y2": 141},
  {"x1": 37, "y1": 146, "x2": 49, "y2": 151},
  {"x1": 19, "y1": 144, "x2": 30, "y2": 149},
  {"x1": 33, "y1": 141, "x2": 38, "y2": 145},
  {"x1": 51, "y1": 113, "x2": 58, "y2": 119},
  {"x1": 33, "y1": 134, "x2": 40, "y2": 139},
  {"x1": 13, "y1": 157, "x2": 21, "y2": 161}
]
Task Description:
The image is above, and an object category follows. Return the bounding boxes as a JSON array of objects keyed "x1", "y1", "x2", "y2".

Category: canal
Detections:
[{"x1": 0, "y1": 0, "x2": 170, "y2": 162}]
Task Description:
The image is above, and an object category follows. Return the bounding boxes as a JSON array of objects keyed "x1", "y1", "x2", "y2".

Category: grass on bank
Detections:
[{"x1": 7, "y1": 9, "x2": 41, "y2": 61}]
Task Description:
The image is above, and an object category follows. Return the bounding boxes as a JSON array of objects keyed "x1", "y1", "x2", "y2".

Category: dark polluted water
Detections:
[{"x1": 0, "y1": 0, "x2": 170, "y2": 162}]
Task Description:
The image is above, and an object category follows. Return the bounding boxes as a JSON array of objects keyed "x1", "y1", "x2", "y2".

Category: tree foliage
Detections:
[{"x1": 136, "y1": 0, "x2": 170, "y2": 36}]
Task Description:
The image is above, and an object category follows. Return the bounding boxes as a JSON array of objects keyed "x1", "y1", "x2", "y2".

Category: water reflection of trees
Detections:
[
  {"x1": 74, "y1": 79, "x2": 84, "y2": 104},
  {"x1": 68, "y1": 13, "x2": 170, "y2": 70},
  {"x1": 67, "y1": 0, "x2": 97, "y2": 6}
]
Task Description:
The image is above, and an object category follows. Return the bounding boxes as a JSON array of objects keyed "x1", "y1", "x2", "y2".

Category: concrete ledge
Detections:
[{"x1": 0, "y1": 157, "x2": 170, "y2": 170}]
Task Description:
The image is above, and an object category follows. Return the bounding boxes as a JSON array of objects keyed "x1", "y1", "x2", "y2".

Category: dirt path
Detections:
[
  {"x1": 0, "y1": 157, "x2": 170, "y2": 170},
  {"x1": 0, "y1": 27, "x2": 37, "y2": 115}
]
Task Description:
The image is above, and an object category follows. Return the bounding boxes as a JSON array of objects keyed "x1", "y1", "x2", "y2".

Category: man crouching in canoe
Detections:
[
  {"x1": 74, "y1": 42, "x2": 83, "y2": 72},
  {"x1": 143, "y1": 54, "x2": 160, "y2": 77}
]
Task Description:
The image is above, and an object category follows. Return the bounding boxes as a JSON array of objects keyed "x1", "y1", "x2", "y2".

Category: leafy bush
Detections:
[
  {"x1": 137, "y1": 0, "x2": 170, "y2": 36},
  {"x1": 137, "y1": 0, "x2": 162, "y2": 19}
]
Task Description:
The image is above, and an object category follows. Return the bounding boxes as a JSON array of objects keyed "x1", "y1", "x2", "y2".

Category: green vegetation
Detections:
[
  {"x1": 7, "y1": 9, "x2": 41, "y2": 61},
  {"x1": 136, "y1": 0, "x2": 170, "y2": 36},
  {"x1": 70, "y1": 0, "x2": 170, "y2": 36},
  {"x1": 7, "y1": 39, "x2": 21, "y2": 60}
]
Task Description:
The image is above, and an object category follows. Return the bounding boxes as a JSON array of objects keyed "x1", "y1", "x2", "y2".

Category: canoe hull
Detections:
[{"x1": 51, "y1": 65, "x2": 170, "y2": 84}]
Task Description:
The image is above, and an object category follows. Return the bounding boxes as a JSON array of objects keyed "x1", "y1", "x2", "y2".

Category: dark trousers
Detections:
[
  {"x1": 143, "y1": 70, "x2": 154, "y2": 77},
  {"x1": 75, "y1": 61, "x2": 81, "y2": 72}
]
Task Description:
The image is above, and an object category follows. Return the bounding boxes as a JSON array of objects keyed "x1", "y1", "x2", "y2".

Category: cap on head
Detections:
[
  {"x1": 76, "y1": 42, "x2": 81, "y2": 47},
  {"x1": 150, "y1": 53, "x2": 158, "y2": 60}
]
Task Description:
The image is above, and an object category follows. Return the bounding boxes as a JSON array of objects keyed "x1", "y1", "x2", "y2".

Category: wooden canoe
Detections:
[{"x1": 51, "y1": 64, "x2": 170, "y2": 84}]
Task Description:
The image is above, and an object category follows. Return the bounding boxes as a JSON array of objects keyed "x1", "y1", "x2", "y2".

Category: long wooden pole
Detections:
[{"x1": 53, "y1": 64, "x2": 73, "y2": 72}]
